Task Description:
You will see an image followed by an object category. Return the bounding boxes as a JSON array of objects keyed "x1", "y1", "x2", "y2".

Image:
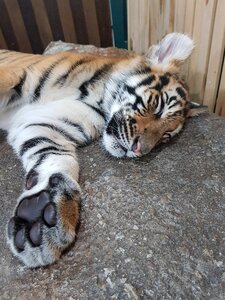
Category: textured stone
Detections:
[
  {"x1": 1, "y1": 113, "x2": 225, "y2": 299},
  {"x1": 1, "y1": 42, "x2": 225, "y2": 299},
  {"x1": 44, "y1": 40, "x2": 135, "y2": 58}
]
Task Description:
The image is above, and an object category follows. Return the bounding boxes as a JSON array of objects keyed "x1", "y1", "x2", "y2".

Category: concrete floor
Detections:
[{"x1": 1, "y1": 113, "x2": 225, "y2": 299}]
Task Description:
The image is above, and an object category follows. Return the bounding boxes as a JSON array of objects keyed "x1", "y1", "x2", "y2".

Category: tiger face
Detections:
[
  {"x1": 103, "y1": 72, "x2": 189, "y2": 157},
  {"x1": 103, "y1": 33, "x2": 203, "y2": 158}
]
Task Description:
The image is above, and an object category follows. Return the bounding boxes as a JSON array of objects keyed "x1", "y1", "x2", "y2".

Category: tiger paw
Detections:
[{"x1": 7, "y1": 173, "x2": 80, "y2": 268}]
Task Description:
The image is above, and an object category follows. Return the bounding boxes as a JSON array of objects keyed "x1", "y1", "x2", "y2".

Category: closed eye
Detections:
[
  {"x1": 168, "y1": 96, "x2": 178, "y2": 109},
  {"x1": 164, "y1": 123, "x2": 183, "y2": 139}
]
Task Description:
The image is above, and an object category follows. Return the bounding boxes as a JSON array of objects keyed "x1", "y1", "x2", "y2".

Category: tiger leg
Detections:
[
  {"x1": 6, "y1": 118, "x2": 83, "y2": 267},
  {"x1": 0, "y1": 66, "x2": 25, "y2": 93}
]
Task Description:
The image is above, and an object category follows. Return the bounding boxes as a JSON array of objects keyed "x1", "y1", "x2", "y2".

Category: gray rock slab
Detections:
[{"x1": 1, "y1": 113, "x2": 225, "y2": 300}]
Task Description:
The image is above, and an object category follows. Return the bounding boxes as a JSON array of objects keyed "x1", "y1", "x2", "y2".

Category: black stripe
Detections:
[
  {"x1": 79, "y1": 64, "x2": 112, "y2": 99},
  {"x1": 61, "y1": 118, "x2": 91, "y2": 145},
  {"x1": 25, "y1": 123, "x2": 81, "y2": 145},
  {"x1": 147, "y1": 94, "x2": 153, "y2": 105},
  {"x1": 79, "y1": 83, "x2": 89, "y2": 98},
  {"x1": 32, "y1": 57, "x2": 65, "y2": 102},
  {"x1": 126, "y1": 84, "x2": 146, "y2": 113},
  {"x1": 32, "y1": 146, "x2": 70, "y2": 156},
  {"x1": 82, "y1": 102, "x2": 106, "y2": 121},
  {"x1": 129, "y1": 119, "x2": 135, "y2": 137},
  {"x1": 127, "y1": 66, "x2": 151, "y2": 77},
  {"x1": 164, "y1": 92, "x2": 169, "y2": 104},
  {"x1": 123, "y1": 121, "x2": 129, "y2": 141},
  {"x1": 168, "y1": 96, "x2": 178, "y2": 108},
  {"x1": 106, "y1": 117, "x2": 120, "y2": 138},
  {"x1": 155, "y1": 95, "x2": 165, "y2": 118},
  {"x1": 97, "y1": 98, "x2": 103, "y2": 106},
  {"x1": 33, "y1": 153, "x2": 48, "y2": 168},
  {"x1": 27, "y1": 154, "x2": 48, "y2": 180},
  {"x1": 169, "y1": 103, "x2": 179, "y2": 110},
  {"x1": 135, "y1": 66, "x2": 152, "y2": 75},
  {"x1": 7, "y1": 94, "x2": 17, "y2": 106},
  {"x1": 27, "y1": 151, "x2": 74, "y2": 179},
  {"x1": 126, "y1": 85, "x2": 135, "y2": 95},
  {"x1": 20, "y1": 137, "x2": 61, "y2": 156},
  {"x1": 152, "y1": 76, "x2": 171, "y2": 92},
  {"x1": 7, "y1": 72, "x2": 27, "y2": 106},
  {"x1": 176, "y1": 87, "x2": 186, "y2": 100},
  {"x1": 152, "y1": 82, "x2": 162, "y2": 91},
  {"x1": 159, "y1": 96, "x2": 165, "y2": 113},
  {"x1": 54, "y1": 59, "x2": 91, "y2": 86},
  {"x1": 159, "y1": 75, "x2": 170, "y2": 87},
  {"x1": 137, "y1": 75, "x2": 155, "y2": 87},
  {"x1": 120, "y1": 127, "x2": 126, "y2": 144}
]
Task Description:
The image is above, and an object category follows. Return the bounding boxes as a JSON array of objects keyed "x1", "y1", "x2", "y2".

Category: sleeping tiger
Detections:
[{"x1": 0, "y1": 33, "x2": 204, "y2": 268}]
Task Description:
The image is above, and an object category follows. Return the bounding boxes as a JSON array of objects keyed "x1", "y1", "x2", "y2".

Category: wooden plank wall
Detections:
[
  {"x1": 128, "y1": 0, "x2": 225, "y2": 117},
  {"x1": 0, "y1": 0, "x2": 113, "y2": 54}
]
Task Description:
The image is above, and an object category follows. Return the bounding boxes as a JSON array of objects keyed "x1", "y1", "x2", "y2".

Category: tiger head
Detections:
[{"x1": 103, "y1": 33, "x2": 206, "y2": 158}]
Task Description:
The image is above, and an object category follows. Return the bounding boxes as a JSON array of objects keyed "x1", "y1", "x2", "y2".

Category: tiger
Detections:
[{"x1": 0, "y1": 33, "x2": 205, "y2": 268}]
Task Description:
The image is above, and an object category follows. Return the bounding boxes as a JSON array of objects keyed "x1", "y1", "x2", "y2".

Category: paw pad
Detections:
[
  {"x1": 29, "y1": 221, "x2": 41, "y2": 246},
  {"x1": 7, "y1": 172, "x2": 80, "y2": 267},
  {"x1": 15, "y1": 227, "x2": 26, "y2": 250},
  {"x1": 9, "y1": 191, "x2": 57, "y2": 251},
  {"x1": 26, "y1": 170, "x2": 38, "y2": 190},
  {"x1": 16, "y1": 191, "x2": 50, "y2": 222},
  {"x1": 44, "y1": 203, "x2": 57, "y2": 226}
]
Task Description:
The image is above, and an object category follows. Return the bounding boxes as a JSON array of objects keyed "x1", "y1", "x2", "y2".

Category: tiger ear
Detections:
[
  {"x1": 146, "y1": 33, "x2": 194, "y2": 69},
  {"x1": 186, "y1": 101, "x2": 208, "y2": 117}
]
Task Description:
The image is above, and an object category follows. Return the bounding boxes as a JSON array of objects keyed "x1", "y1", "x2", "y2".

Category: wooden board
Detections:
[
  {"x1": 127, "y1": 0, "x2": 225, "y2": 117},
  {"x1": 215, "y1": 58, "x2": 225, "y2": 117},
  {"x1": 31, "y1": 0, "x2": 53, "y2": 50},
  {"x1": 187, "y1": 0, "x2": 217, "y2": 103},
  {"x1": 0, "y1": 0, "x2": 113, "y2": 53},
  {"x1": 203, "y1": 0, "x2": 225, "y2": 111},
  {"x1": 4, "y1": 0, "x2": 32, "y2": 53},
  {"x1": 57, "y1": 0, "x2": 77, "y2": 43},
  {"x1": 0, "y1": 27, "x2": 7, "y2": 50}
]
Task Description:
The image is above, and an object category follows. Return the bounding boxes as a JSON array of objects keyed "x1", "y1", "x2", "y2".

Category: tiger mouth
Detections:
[
  {"x1": 131, "y1": 136, "x2": 142, "y2": 156},
  {"x1": 113, "y1": 134, "x2": 143, "y2": 157}
]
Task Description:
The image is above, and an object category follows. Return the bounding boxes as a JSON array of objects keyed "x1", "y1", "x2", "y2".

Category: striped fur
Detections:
[{"x1": 0, "y1": 33, "x2": 203, "y2": 267}]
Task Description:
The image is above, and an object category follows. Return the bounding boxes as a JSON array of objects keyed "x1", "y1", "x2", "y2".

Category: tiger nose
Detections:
[{"x1": 132, "y1": 136, "x2": 142, "y2": 156}]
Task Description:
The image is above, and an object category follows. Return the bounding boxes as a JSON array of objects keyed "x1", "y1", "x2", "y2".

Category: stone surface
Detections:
[
  {"x1": 1, "y1": 42, "x2": 225, "y2": 299},
  {"x1": 44, "y1": 40, "x2": 135, "y2": 57},
  {"x1": 1, "y1": 113, "x2": 225, "y2": 299}
]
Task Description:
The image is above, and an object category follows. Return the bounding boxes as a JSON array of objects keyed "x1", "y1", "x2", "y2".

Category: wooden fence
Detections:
[
  {"x1": 0, "y1": 0, "x2": 112, "y2": 54},
  {"x1": 128, "y1": 0, "x2": 225, "y2": 117}
]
